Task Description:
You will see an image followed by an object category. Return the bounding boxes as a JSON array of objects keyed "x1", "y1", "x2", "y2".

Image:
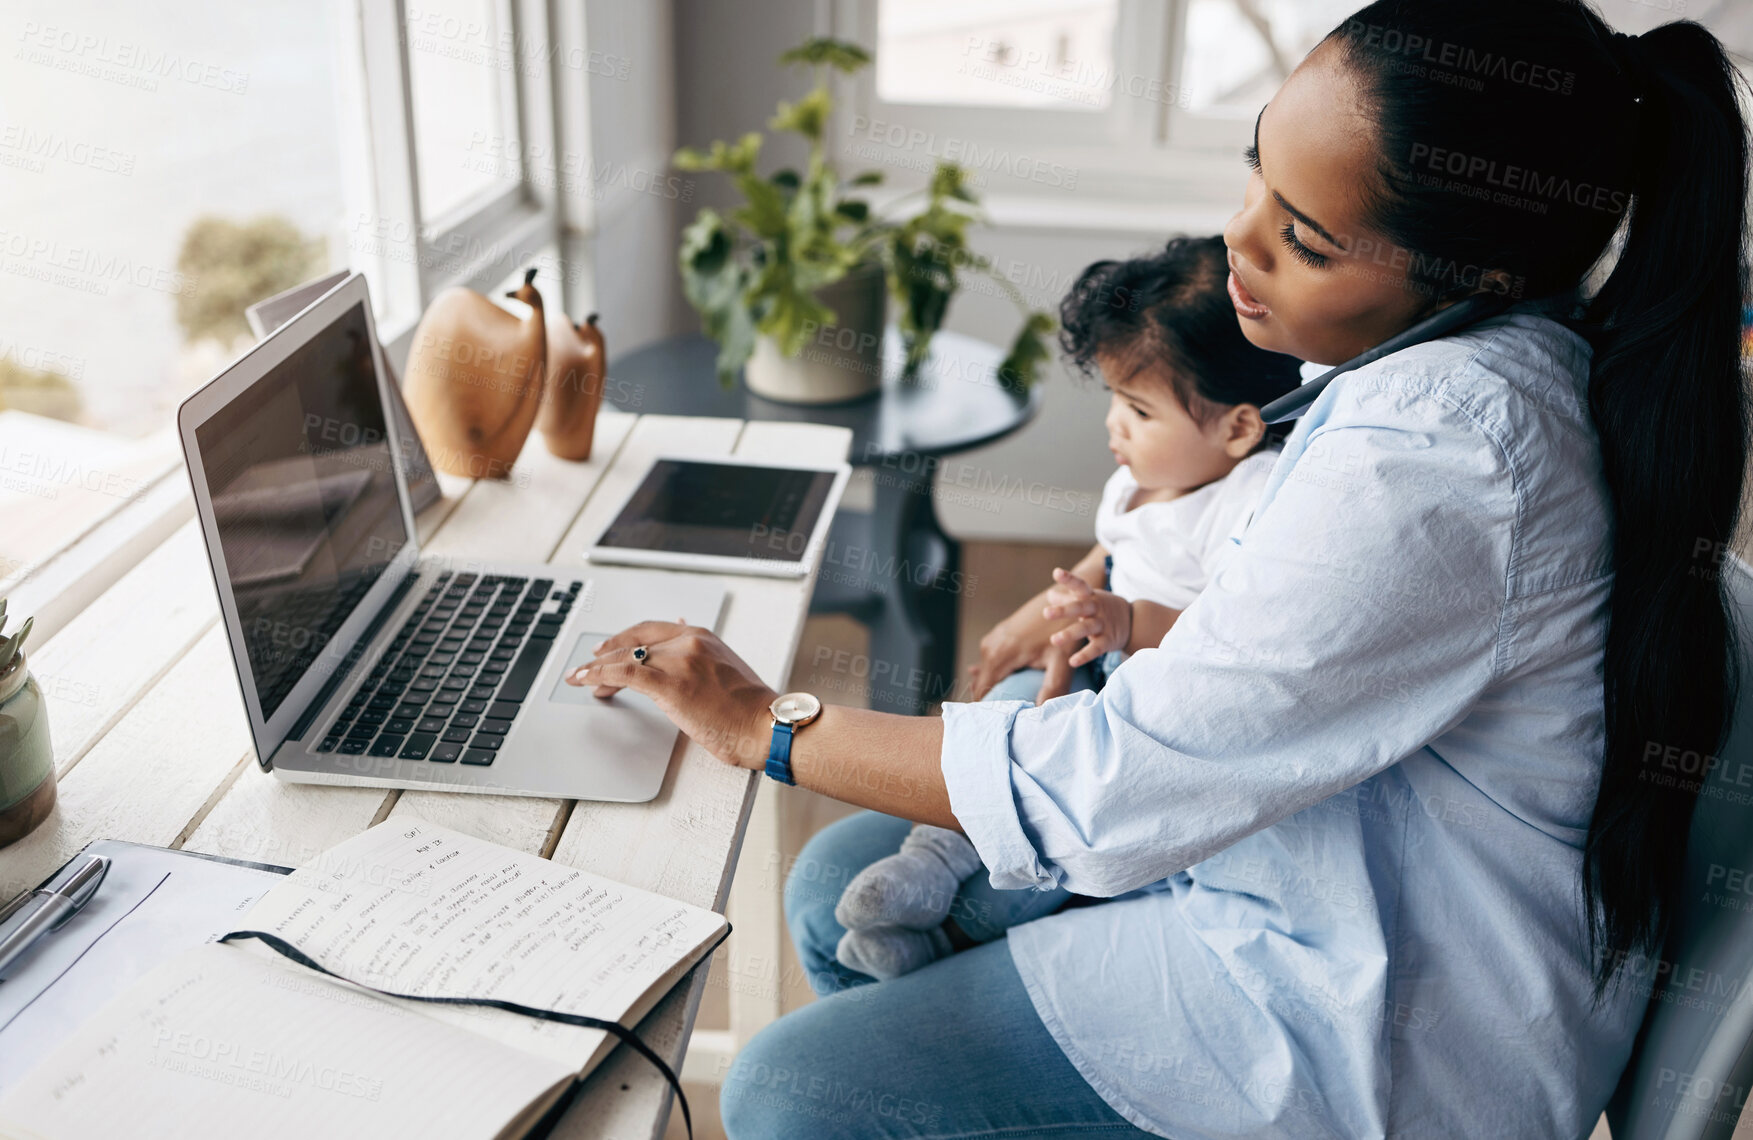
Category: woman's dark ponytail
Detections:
[
  {"x1": 1330, "y1": 0, "x2": 1750, "y2": 993},
  {"x1": 1578, "y1": 21, "x2": 1748, "y2": 993}
]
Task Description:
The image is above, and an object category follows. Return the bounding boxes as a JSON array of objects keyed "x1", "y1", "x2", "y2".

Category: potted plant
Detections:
[
  {"x1": 0, "y1": 597, "x2": 52, "y2": 848},
  {"x1": 675, "y1": 37, "x2": 1055, "y2": 404}
]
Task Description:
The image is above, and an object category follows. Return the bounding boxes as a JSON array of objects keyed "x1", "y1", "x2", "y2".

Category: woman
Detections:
[{"x1": 570, "y1": 1, "x2": 1749, "y2": 1136}]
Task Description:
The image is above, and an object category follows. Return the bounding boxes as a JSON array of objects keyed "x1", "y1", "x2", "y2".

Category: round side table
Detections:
[{"x1": 608, "y1": 328, "x2": 1041, "y2": 715}]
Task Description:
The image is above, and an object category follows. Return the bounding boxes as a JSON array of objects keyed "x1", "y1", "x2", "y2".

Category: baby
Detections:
[{"x1": 833, "y1": 235, "x2": 1305, "y2": 980}]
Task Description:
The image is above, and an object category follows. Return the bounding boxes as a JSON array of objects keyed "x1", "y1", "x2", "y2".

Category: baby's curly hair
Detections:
[{"x1": 1059, "y1": 235, "x2": 1304, "y2": 446}]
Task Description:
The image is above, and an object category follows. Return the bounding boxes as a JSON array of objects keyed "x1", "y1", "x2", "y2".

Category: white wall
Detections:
[
  {"x1": 920, "y1": 213, "x2": 1233, "y2": 542},
  {"x1": 582, "y1": 0, "x2": 684, "y2": 352}
]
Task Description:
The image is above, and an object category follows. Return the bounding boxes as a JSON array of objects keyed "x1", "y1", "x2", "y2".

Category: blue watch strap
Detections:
[{"x1": 765, "y1": 721, "x2": 796, "y2": 785}]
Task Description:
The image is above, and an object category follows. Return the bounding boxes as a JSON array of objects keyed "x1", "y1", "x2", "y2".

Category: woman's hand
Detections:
[
  {"x1": 1043, "y1": 569, "x2": 1132, "y2": 667},
  {"x1": 965, "y1": 546, "x2": 1109, "y2": 700},
  {"x1": 966, "y1": 602, "x2": 1059, "y2": 701},
  {"x1": 1034, "y1": 642, "x2": 1075, "y2": 705},
  {"x1": 565, "y1": 621, "x2": 777, "y2": 770}
]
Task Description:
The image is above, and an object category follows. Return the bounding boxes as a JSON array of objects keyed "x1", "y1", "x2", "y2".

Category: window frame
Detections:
[
  {"x1": 336, "y1": 0, "x2": 595, "y2": 361},
  {"x1": 831, "y1": 0, "x2": 1287, "y2": 212}
]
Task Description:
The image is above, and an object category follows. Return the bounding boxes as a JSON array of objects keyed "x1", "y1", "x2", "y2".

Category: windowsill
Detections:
[{"x1": 977, "y1": 192, "x2": 1234, "y2": 234}]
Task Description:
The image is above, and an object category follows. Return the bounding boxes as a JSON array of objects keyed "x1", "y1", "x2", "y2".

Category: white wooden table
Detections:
[{"x1": 0, "y1": 410, "x2": 848, "y2": 1139}]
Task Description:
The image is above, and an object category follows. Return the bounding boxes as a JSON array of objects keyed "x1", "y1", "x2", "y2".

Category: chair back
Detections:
[{"x1": 1607, "y1": 553, "x2": 1753, "y2": 1138}]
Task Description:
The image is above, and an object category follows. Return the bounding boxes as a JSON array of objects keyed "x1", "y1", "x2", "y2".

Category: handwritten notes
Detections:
[
  {"x1": 240, "y1": 820, "x2": 726, "y2": 1069},
  {"x1": 0, "y1": 821, "x2": 728, "y2": 1139}
]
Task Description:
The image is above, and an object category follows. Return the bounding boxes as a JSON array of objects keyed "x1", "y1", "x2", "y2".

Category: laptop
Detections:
[{"x1": 176, "y1": 273, "x2": 725, "y2": 801}]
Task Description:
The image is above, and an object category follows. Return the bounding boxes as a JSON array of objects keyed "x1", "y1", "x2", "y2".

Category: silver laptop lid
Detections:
[{"x1": 176, "y1": 273, "x2": 422, "y2": 769}]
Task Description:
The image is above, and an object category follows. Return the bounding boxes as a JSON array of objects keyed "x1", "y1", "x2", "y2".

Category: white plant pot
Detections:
[{"x1": 745, "y1": 264, "x2": 886, "y2": 404}]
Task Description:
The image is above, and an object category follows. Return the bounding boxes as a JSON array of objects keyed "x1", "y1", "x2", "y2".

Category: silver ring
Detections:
[{"x1": 631, "y1": 645, "x2": 649, "y2": 664}]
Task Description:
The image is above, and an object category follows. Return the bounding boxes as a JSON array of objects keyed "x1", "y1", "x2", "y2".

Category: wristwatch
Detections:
[{"x1": 764, "y1": 692, "x2": 822, "y2": 785}]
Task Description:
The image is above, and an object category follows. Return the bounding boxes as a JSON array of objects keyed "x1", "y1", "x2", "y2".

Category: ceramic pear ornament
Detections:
[
  {"x1": 537, "y1": 311, "x2": 607, "y2": 461},
  {"x1": 403, "y1": 268, "x2": 547, "y2": 480}
]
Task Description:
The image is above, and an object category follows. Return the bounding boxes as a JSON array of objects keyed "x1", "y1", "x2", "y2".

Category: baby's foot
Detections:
[
  {"x1": 835, "y1": 925, "x2": 952, "y2": 982},
  {"x1": 835, "y1": 826, "x2": 982, "y2": 931}
]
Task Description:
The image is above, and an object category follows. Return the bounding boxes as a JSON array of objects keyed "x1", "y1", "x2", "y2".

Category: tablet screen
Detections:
[{"x1": 596, "y1": 460, "x2": 837, "y2": 563}]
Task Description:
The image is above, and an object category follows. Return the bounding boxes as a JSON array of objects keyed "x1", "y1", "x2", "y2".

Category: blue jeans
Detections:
[
  {"x1": 723, "y1": 811, "x2": 1155, "y2": 1139},
  {"x1": 938, "y1": 660, "x2": 1116, "y2": 937}
]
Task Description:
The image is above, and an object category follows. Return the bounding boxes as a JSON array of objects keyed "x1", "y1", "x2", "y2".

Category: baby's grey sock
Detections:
[
  {"x1": 835, "y1": 825, "x2": 983, "y2": 931},
  {"x1": 836, "y1": 925, "x2": 953, "y2": 982}
]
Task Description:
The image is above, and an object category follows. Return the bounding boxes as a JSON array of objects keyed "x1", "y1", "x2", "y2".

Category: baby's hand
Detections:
[{"x1": 1042, "y1": 568, "x2": 1131, "y2": 667}]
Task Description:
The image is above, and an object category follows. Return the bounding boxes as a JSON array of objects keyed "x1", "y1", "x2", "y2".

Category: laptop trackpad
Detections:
[{"x1": 548, "y1": 631, "x2": 658, "y2": 708}]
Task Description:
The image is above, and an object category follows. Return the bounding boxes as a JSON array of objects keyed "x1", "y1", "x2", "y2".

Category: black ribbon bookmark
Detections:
[{"x1": 218, "y1": 929, "x2": 697, "y2": 1140}]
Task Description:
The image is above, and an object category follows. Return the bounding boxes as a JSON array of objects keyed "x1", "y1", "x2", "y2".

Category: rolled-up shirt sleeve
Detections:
[{"x1": 942, "y1": 378, "x2": 1516, "y2": 897}]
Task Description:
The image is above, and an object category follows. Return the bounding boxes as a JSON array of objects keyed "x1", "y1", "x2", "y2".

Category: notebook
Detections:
[
  {"x1": 0, "y1": 841, "x2": 292, "y2": 1094},
  {"x1": 0, "y1": 821, "x2": 728, "y2": 1140}
]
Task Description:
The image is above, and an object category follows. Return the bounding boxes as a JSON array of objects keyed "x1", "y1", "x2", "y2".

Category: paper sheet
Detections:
[
  {"x1": 0, "y1": 842, "x2": 287, "y2": 1095},
  {"x1": 0, "y1": 943, "x2": 572, "y2": 1140}
]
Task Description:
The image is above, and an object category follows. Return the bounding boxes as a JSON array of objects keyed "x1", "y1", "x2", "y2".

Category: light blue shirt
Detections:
[{"x1": 940, "y1": 309, "x2": 1646, "y2": 1139}]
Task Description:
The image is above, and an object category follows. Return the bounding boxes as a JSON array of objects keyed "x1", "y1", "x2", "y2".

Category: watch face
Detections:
[{"x1": 771, "y1": 692, "x2": 821, "y2": 725}]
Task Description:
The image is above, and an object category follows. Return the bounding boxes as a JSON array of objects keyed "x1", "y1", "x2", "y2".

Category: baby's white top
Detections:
[{"x1": 1093, "y1": 448, "x2": 1279, "y2": 611}]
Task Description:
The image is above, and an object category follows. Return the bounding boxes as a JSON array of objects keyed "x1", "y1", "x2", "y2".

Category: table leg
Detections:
[
  {"x1": 809, "y1": 467, "x2": 962, "y2": 716},
  {"x1": 863, "y1": 469, "x2": 960, "y2": 716}
]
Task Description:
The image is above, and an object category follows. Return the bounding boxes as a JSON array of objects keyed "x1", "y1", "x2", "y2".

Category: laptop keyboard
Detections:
[
  {"x1": 245, "y1": 574, "x2": 377, "y2": 716},
  {"x1": 312, "y1": 571, "x2": 581, "y2": 766}
]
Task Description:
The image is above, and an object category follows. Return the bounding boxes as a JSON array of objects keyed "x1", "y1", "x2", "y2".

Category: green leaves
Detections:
[
  {"x1": 678, "y1": 211, "x2": 757, "y2": 386},
  {"x1": 672, "y1": 38, "x2": 1057, "y2": 394},
  {"x1": 929, "y1": 163, "x2": 977, "y2": 204},
  {"x1": 778, "y1": 38, "x2": 872, "y2": 73},
  {"x1": 754, "y1": 259, "x2": 837, "y2": 358},
  {"x1": 672, "y1": 132, "x2": 762, "y2": 176},
  {"x1": 0, "y1": 598, "x2": 32, "y2": 674},
  {"x1": 997, "y1": 313, "x2": 1057, "y2": 394},
  {"x1": 886, "y1": 162, "x2": 980, "y2": 370},
  {"x1": 769, "y1": 87, "x2": 832, "y2": 145}
]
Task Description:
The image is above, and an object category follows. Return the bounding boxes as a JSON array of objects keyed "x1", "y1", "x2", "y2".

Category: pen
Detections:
[{"x1": 0, "y1": 854, "x2": 110, "y2": 979}]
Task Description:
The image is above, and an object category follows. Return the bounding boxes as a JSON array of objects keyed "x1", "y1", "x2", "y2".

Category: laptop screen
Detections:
[{"x1": 192, "y1": 301, "x2": 409, "y2": 721}]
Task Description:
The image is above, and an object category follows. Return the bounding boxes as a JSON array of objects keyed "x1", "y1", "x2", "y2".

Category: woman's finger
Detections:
[
  {"x1": 591, "y1": 620, "x2": 690, "y2": 656},
  {"x1": 565, "y1": 642, "x2": 635, "y2": 690},
  {"x1": 566, "y1": 646, "x2": 668, "y2": 699},
  {"x1": 1036, "y1": 653, "x2": 1072, "y2": 705}
]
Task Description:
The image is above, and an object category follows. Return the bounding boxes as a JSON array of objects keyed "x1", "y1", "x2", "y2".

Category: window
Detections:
[
  {"x1": 404, "y1": 0, "x2": 524, "y2": 223},
  {"x1": 346, "y1": 0, "x2": 586, "y2": 347},
  {"x1": 848, "y1": 0, "x2": 1167, "y2": 156},
  {"x1": 845, "y1": 0, "x2": 1356, "y2": 197},
  {"x1": 875, "y1": 0, "x2": 1121, "y2": 111},
  {"x1": 0, "y1": 0, "x2": 351, "y2": 439},
  {"x1": 0, "y1": 0, "x2": 591, "y2": 581},
  {"x1": 1179, "y1": 0, "x2": 1358, "y2": 115},
  {"x1": 0, "y1": 1, "x2": 356, "y2": 577}
]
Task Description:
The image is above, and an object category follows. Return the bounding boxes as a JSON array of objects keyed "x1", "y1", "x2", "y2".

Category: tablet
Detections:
[{"x1": 586, "y1": 456, "x2": 851, "y2": 578}]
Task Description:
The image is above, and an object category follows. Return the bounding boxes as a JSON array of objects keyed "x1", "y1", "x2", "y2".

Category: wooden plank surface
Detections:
[
  {"x1": 554, "y1": 419, "x2": 853, "y2": 1139},
  {"x1": 1, "y1": 628, "x2": 252, "y2": 895},
  {"x1": 1, "y1": 410, "x2": 848, "y2": 1140},
  {"x1": 30, "y1": 522, "x2": 217, "y2": 779}
]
